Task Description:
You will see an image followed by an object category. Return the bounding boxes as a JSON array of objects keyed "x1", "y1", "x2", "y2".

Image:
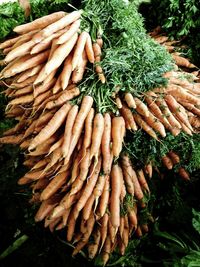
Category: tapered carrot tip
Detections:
[{"x1": 178, "y1": 167, "x2": 190, "y2": 181}]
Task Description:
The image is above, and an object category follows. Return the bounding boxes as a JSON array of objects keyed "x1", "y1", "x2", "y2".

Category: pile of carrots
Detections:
[{"x1": 0, "y1": 12, "x2": 199, "y2": 264}]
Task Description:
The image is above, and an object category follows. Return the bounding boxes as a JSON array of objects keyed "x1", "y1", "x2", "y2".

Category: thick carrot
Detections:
[
  {"x1": 44, "y1": 33, "x2": 78, "y2": 75},
  {"x1": 112, "y1": 116, "x2": 126, "y2": 157},
  {"x1": 60, "y1": 54, "x2": 73, "y2": 90},
  {"x1": 85, "y1": 33, "x2": 95, "y2": 63},
  {"x1": 121, "y1": 155, "x2": 135, "y2": 195},
  {"x1": 14, "y1": 11, "x2": 66, "y2": 34},
  {"x1": 65, "y1": 96, "x2": 93, "y2": 164},
  {"x1": 5, "y1": 40, "x2": 35, "y2": 63},
  {"x1": 90, "y1": 113, "x2": 104, "y2": 161},
  {"x1": 72, "y1": 31, "x2": 88, "y2": 70},
  {"x1": 127, "y1": 206, "x2": 138, "y2": 230},
  {"x1": 168, "y1": 151, "x2": 180, "y2": 165},
  {"x1": 137, "y1": 169, "x2": 150, "y2": 193},
  {"x1": 28, "y1": 102, "x2": 71, "y2": 151},
  {"x1": 35, "y1": 198, "x2": 58, "y2": 222},
  {"x1": 45, "y1": 86, "x2": 80, "y2": 109},
  {"x1": 62, "y1": 105, "x2": 79, "y2": 157},
  {"x1": 143, "y1": 111, "x2": 166, "y2": 137},
  {"x1": 162, "y1": 155, "x2": 173, "y2": 169},
  {"x1": 11, "y1": 50, "x2": 50, "y2": 76},
  {"x1": 88, "y1": 229, "x2": 101, "y2": 259},
  {"x1": 110, "y1": 164, "x2": 122, "y2": 230},
  {"x1": 172, "y1": 54, "x2": 196, "y2": 68},
  {"x1": 34, "y1": 10, "x2": 82, "y2": 43},
  {"x1": 40, "y1": 171, "x2": 69, "y2": 201},
  {"x1": 124, "y1": 93, "x2": 136, "y2": 108},
  {"x1": 71, "y1": 49, "x2": 88, "y2": 83},
  {"x1": 0, "y1": 134, "x2": 23, "y2": 145},
  {"x1": 134, "y1": 97, "x2": 150, "y2": 117},
  {"x1": 134, "y1": 113, "x2": 159, "y2": 140},
  {"x1": 120, "y1": 104, "x2": 137, "y2": 131},
  {"x1": 56, "y1": 19, "x2": 80, "y2": 44},
  {"x1": 82, "y1": 194, "x2": 95, "y2": 221}
]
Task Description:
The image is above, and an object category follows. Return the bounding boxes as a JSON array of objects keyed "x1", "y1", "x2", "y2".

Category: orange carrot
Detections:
[
  {"x1": 62, "y1": 105, "x2": 79, "y2": 157},
  {"x1": 120, "y1": 104, "x2": 137, "y2": 131},
  {"x1": 85, "y1": 33, "x2": 95, "y2": 63},
  {"x1": 28, "y1": 103, "x2": 71, "y2": 151},
  {"x1": 71, "y1": 49, "x2": 88, "y2": 83},
  {"x1": 111, "y1": 116, "x2": 126, "y2": 157},
  {"x1": 83, "y1": 108, "x2": 95, "y2": 153},
  {"x1": 60, "y1": 54, "x2": 73, "y2": 90},
  {"x1": 137, "y1": 169, "x2": 150, "y2": 193},
  {"x1": 168, "y1": 151, "x2": 180, "y2": 165},
  {"x1": 134, "y1": 97, "x2": 150, "y2": 117},
  {"x1": 44, "y1": 33, "x2": 78, "y2": 75},
  {"x1": 124, "y1": 93, "x2": 136, "y2": 108},
  {"x1": 178, "y1": 167, "x2": 190, "y2": 181},
  {"x1": 56, "y1": 19, "x2": 80, "y2": 44},
  {"x1": 162, "y1": 155, "x2": 173, "y2": 169},
  {"x1": 143, "y1": 111, "x2": 166, "y2": 137},
  {"x1": 90, "y1": 113, "x2": 104, "y2": 162},
  {"x1": 110, "y1": 164, "x2": 122, "y2": 230}
]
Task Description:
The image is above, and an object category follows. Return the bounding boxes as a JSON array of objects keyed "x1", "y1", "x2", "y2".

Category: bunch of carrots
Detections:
[{"x1": 0, "y1": 12, "x2": 199, "y2": 265}]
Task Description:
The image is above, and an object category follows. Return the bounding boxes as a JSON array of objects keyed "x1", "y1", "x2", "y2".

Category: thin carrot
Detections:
[
  {"x1": 72, "y1": 31, "x2": 88, "y2": 71},
  {"x1": 85, "y1": 33, "x2": 95, "y2": 63},
  {"x1": 82, "y1": 194, "x2": 95, "y2": 221},
  {"x1": 60, "y1": 54, "x2": 73, "y2": 90},
  {"x1": 137, "y1": 169, "x2": 150, "y2": 193},
  {"x1": 88, "y1": 229, "x2": 101, "y2": 259},
  {"x1": 143, "y1": 111, "x2": 166, "y2": 137},
  {"x1": 44, "y1": 33, "x2": 78, "y2": 75},
  {"x1": 62, "y1": 105, "x2": 79, "y2": 158},
  {"x1": 28, "y1": 102, "x2": 71, "y2": 151},
  {"x1": 83, "y1": 108, "x2": 95, "y2": 154},
  {"x1": 56, "y1": 19, "x2": 80, "y2": 44},
  {"x1": 71, "y1": 49, "x2": 88, "y2": 83}
]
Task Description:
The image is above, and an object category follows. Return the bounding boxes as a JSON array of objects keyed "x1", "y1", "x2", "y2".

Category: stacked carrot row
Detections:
[{"x1": 118, "y1": 71, "x2": 200, "y2": 140}]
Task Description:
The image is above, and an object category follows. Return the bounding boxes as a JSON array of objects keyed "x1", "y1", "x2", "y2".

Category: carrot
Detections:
[
  {"x1": 82, "y1": 194, "x2": 95, "y2": 221},
  {"x1": 45, "y1": 86, "x2": 80, "y2": 110},
  {"x1": 168, "y1": 151, "x2": 180, "y2": 165},
  {"x1": 44, "y1": 33, "x2": 78, "y2": 75},
  {"x1": 73, "y1": 158, "x2": 102, "y2": 219},
  {"x1": 110, "y1": 164, "x2": 122, "y2": 230},
  {"x1": 167, "y1": 85, "x2": 200, "y2": 105},
  {"x1": 93, "y1": 174, "x2": 107, "y2": 211},
  {"x1": 137, "y1": 169, "x2": 150, "y2": 193},
  {"x1": 10, "y1": 50, "x2": 50, "y2": 76},
  {"x1": 133, "y1": 113, "x2": 159, "y2": 141},
  {"x1": 5, "y1": 40, "x2": 35, "y2": 63},
  {"x1": 17, "y1": 64, "x2": 43, "y2": 83},
  {"x1": 0, "y1": 134, "x2": 23, "y2": 145},
  {"x1": 121, "y1": 155, "x2": 135, "y2": 195},
  {"x1": 165, "y1": 95, "x2": 192, "y2": 130},
  {"x1": 85, "y1": 33, "x2": 95, "y2": 64},
  {"x1": 135, "y1": 226, "x2": 143, "y2": 238},
  {"x1": 143, "y1": 111, "x2": 166, "y2": 137},
  {"x1": 99, "y1": 213, "x2": 109, "y2": 252},
  {"x1": 134, "y1": 97, "x2": 150, "y2": 117},
  {"x1": 31, "y1": 158, "x2": 50, "y2": 171},
  {"x1": 144, "y1": 162, "x2": 153, "y2": 178},
  {"x1": 88, "y1": 229, "x2": 101, "y2": 259},
  {"x1": 108, "y1": 219, "x2": 116, "y2": 243},
  {"x1": 67, "y1": 150, "x2": 82, "y2": 186},
  {"x1": 0, "y1": 35, "x2": 22, "y2": 50},
  {"x1": 124, "y1": 93, "x2": 136, "y2": 108},
  {"x1": 56, "y1": 19, "x2": 80, "y2": 44},
  {"x1": 65, "y1": 96, "x2": 94, "y2": 164},
  {"x1": 90, "y1": 113, "x2": 104, "y2": 162},
  {"x1": 120, "y1": 104, "x2": 137, "y2": 131},
  {"x1": 7, "y1": 94, "x2": 34, "y2": 107},
  {"x1": 162, "y1": 155, "x2": 173, "y2": 169},
  {"x1": 71, "y1": 49, "x2": 88, "y2": 83},
  {"x1": 28, "y1": 135, "x2": 57, "y2": 156},
  {"x1": 62, "y1": 105, "x2": 79, "y2": 157},
  {"x1": 101, "y1": 236, "x2": 111, "y2": 266},
  {"x1": 60, "y1": 54, "x2": 73, "y2": 90},
  {"x1": 178, "y1": 167, "x2": 190, "y2": 181},
  {"x1": 154, "y1": 35, "x2": 168, "y2": 44},
  {"x1": 123, "y1": 215, "x2": 129, "y2": 247},
  {"x1": 156, "y1": 97, "x2": 182, "y2": 129},
  {"x1": 127, "y1": 206, "x2": 138, "y2": 230},
  {"x1": 179, "y1": 101, "x2": 200, "y2": 117},
  {"x1": 70, "y1": 149, "x2": 91, "y2": 196},
  {"x1": 96, "y1": 38, "x2": 103, "y2": 48},
  {"x1": 101, "y1": 113, "x2": 112, "y2": 174},
  {"x1": 83, "y1": 108, "x2": 95, "y2": 154},
  {"x1": 98, "y1": 175, "x2": 110, "y2": 218},
  {"x1": 71, "y1": 31, "x2": 88, "y2": 71},
  {"x1": 35, "y1": 198, "x2": 58, "y2": 222},
  {"x1": 178, "y1": 120, "x2": 193, "y2": 135},
  {"x1": 111, "y1": 116, "x2": 126, "y2": 157},
  {"x1": 172, "y1": 54, "x2": 196, "y2": 68},
  {"x1": 34, "y1": 10, "x2": 82, "y2": 43},
  {"x1": 40, "y1": 170, "x2": 69, "y2": 201},
  {"x1": 28, "y1": 103, "x2": 71, "y2": 151},
  {"x1": 14, "y1": 11, "x2": 66, "y2": 34},
  {"x1": 189, "y1": 115, "x2": 200, "y2": 129}
]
